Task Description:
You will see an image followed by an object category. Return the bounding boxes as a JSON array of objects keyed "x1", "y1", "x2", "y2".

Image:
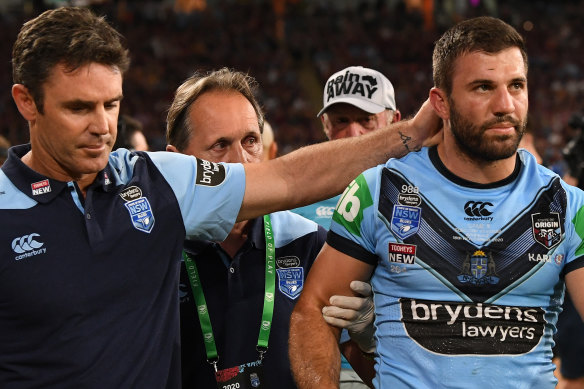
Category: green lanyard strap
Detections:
[
  {"x1": 183, "y1": 250, "x2": 218, "y2": 367},
  {"x1": 183, "y1": 214, "x2": 276, "y2": 368},
  {"x1": 258, "y1": 214, "x2": 276, "y2": 356}
]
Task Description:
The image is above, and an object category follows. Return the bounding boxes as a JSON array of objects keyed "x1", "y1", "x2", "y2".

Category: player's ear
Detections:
[
  {"x1": 12, "y1": 84, "x2": 38, "y2": 121},
  {"x1": 166, "y1": 144, "x2": 179, "y2": 153},
  {"x1": 429, "y1": 87, "x2": 450, "y2": 120}
]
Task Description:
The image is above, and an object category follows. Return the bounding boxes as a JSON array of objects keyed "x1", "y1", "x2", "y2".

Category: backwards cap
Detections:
[{"x1": 318, "y1": 66, "x2": 396, "y2": 117}]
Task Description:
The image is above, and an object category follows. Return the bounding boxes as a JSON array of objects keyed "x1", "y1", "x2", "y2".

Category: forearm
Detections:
[
  {"x1": 239, "y1": 116, "x2": 431, "y2": 221},
  {"x1": 289, "y1": 305, "x2": 342, "y2": 388}
]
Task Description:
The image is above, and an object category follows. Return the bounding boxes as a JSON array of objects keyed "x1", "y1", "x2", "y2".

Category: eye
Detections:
[
  {"x1": 244, "y1": 136, "x2": 257, "y2": 145},
  {"x1": 211, "y1": 141, "x2": 227, "y2": 151},
  {"x1": 510, "y1": 81, "x2": 525, "y2": 90},
  {"x1": 105, "y1": 102, "x2": 119, "y2": 110}
]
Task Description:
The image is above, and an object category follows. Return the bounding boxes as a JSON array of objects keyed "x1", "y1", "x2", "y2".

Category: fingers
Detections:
[
  {"x1": 322, "y1": 305, "x2": 359, "y2": 321},
  {"x1": 322, "y1": 313, "x2": 352, "y2": 329},
  {"x1": 349, "y1": 280, "x2": 372, "y2": 296},
  {"x1": 328, "y1": 294, "x2": 367, "y2": 310}
]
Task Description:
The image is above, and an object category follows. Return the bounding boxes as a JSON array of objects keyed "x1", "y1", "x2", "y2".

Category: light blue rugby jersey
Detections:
[
  {"x1": 292, "y1": 195, "x2": 340, "y2": 229},
  {"x1": 328, "y1": 146, "x2": 584, "y2": 389}
]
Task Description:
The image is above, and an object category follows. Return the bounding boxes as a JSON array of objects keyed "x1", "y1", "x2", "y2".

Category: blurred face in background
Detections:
[{"x1": 321, "y1": 103, "x2": 400, "y2": 140}]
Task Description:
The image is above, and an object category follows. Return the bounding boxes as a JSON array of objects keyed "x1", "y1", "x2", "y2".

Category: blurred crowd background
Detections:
[{"x1": 1, "y1": 0, "x2": 583, "y2": 174}]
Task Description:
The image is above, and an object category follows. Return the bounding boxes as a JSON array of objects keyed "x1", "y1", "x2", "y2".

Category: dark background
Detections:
[{"x1": 1, "y1": 0, "x2": 583, "y2": 175}]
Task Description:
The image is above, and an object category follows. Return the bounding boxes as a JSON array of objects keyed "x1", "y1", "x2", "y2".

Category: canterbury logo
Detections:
[
  {"x1": 12, "y1": 233, "x2": 47, "y2": 261},
  {"x1": 464, "y1": 201, "x2": 493, "y2": 217},
  {"x1": 12, "y1": 233, "x2": 44, "y2": 253}
]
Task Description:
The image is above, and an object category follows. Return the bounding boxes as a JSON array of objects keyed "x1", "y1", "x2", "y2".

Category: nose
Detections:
[
  {"x1": 492, "y1": 87, "x2": 515, "y2": 116},
  {"x1": 225, "y1": 144, "x2": 247, "y2": 164},
  {"x1": 90, "y1": 106, "x2": 111, "y2": 136},
  {"x1": 345, "y1": 122, "x2": 367, "y2": 138}
]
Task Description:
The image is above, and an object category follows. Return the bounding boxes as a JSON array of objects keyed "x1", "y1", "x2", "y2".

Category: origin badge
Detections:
[
  {"x1": 124, "y1": 197, "x2": 155, "y2": 233},
  {"x1": 390, "y1": 205, "x2": 421, "y2": 240},
  {"x1": 276, "y1": 267, "x2": 304, "y2": 300},
  {"x1": 531, "y1": 212, "x2": 562, "y2": 249}
]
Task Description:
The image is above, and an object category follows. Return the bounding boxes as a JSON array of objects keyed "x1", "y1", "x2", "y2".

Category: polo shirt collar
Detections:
[{"x1": 1, "y1": 144, "x2": 117, "y2": 203}]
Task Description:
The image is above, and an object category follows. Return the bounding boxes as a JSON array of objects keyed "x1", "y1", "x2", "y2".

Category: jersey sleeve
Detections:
[
  {"x1": 148, "y1": 152, "x2": 245, "y2": 242},
  {"x1": 328, "y1": 166, "x2": 380, "y2": 265},
  {"x1": 563, "y1": 182, "x2": 584, "y2": 274}
]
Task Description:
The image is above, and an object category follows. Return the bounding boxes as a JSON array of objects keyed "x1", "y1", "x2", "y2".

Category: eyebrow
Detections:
[{"x1": 61, "y1": 94, "x2": 124, "y2": 109}]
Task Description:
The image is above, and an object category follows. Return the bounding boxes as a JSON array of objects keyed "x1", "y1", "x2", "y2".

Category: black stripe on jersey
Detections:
[
  {"x1": 379, "y1": 167, "x2": 567, "y2": 303},
  {"x1": 326, "y1": 230, "x2": 379, "y2": 266},
  {"x1": 563, "y1": 255, "x2": 584, "y2": 276}
]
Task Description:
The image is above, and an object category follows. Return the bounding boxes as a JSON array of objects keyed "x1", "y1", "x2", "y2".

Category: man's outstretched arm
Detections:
[
  {"x1": 238, "y1": 100, "x2": 441, "y2": 221},
  {"x1": 289, "y1": 243, "x2": 374, "y2": 388}
]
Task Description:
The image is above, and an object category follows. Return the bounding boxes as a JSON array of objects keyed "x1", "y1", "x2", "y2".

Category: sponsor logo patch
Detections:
[
  {"x1": 464, "y1": 201, "x2": 494, "y2": 221},
  {"x1": 532, "y1": 213, "x2": 562, "y2": 249},
  {"x1": 398, "y1": 193, "x2": 421, "y2": 207},
  {"x1": 400, "y1": 298, "x2": 545, "y2": 355},
  {"x1": 276, "y1": 267, "x2": 304, "y2": 299},
  {"x1": 388, "y1": 243, "x2": 416, "y2": 264},
  {"x1": 124, "y1": 197, "x2": 155, "y2": 233},
  {"x1": 196, "y1": 158, "x2": 226, "y2": 186},
  {"x1": 316, "y1": 206, "x2": 335, "y2": 218},
  {"x1": 390, "y1": 205, "x2": 421, "y2": 240},
  {"x1": 31, "y1": 179, "x2": 51, "y2": 196},
  {"x1": 458, "y1": 250, "x2": 499, "y2": 285},
  {"x1": 119, "y1": 186, "x2": 143, "y2": 202},
  {"x1": 276, "y1": 256, "x2": 300, "y2": 268},
  {"x1": 12, "y1": 233, "x2": 47, "y2": 261}
]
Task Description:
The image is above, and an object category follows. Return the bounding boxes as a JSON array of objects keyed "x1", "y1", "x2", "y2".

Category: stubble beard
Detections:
[{"x1": 449, "y1": 101, "x2": 526, "y2": 163}]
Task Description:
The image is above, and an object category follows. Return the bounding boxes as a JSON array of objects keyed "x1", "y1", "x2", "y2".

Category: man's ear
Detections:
[
  {"x1": 12, "y1": 84, "x2": 38, "y2": 121},
  {"x1": 166, "y1": 144, "x2": 178, "y2": 153},
  {"x1": 320, "y1": 114, "x2": 332, "y2": 140},
  {"x1": 429, "y1": 87, "x2": 450, "y2": 120}
]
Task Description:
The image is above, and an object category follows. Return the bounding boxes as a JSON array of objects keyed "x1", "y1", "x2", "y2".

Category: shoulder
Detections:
[{"x1": 270, "y1": 211, "x2": 324, "y2": 248}]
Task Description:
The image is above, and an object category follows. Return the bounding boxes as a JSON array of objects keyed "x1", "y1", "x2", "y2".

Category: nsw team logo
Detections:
[
  {"x1": 458, "y1": 250, "x2": 499, "y2": 285},
  {"x1": 276, "y1": 267, "x2": 304, "y2": 299},
  {"x1": 124, "y1": 197, "x2": 155, "y2": 233},
  {"x1": 390, "y1": 205, "x2": 421, "y2": 240},
  {"x1": 531, "y1": 213, "x2": 562, "y2": 249}
]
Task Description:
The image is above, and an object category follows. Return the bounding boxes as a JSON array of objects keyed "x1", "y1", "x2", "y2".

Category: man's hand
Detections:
[
  {"x1": 322, "y1": 280, "x2": 375, "y2": 353},
  {"x1": 412, "y1": 98, "x2": 443, "y2": 149}
]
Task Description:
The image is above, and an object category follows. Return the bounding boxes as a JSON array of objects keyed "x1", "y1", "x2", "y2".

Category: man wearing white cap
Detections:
[
  {"x1": 294, "y1": 66, "x2": 401, "y2": 227},
  {"x1": 292, "y1": 66, "x2": 401, "y2": 388}
]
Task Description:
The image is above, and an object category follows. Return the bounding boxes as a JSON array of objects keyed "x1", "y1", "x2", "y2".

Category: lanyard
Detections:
[{"x1": 183, "y1": 214, "x2": 276, "y2": 371}]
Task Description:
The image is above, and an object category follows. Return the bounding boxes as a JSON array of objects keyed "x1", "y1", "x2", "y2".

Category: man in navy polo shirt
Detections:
[
  {"x1": 1, "y1": 7, "x2": 440, "y2": 388},
  {"x1": 166, "y1": 68, "x2": 327, "y2": 389}
]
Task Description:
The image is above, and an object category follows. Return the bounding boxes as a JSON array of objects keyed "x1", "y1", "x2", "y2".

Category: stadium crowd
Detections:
[{"x1": 0, "y1": 0, "x2": 583, "y2": 165}]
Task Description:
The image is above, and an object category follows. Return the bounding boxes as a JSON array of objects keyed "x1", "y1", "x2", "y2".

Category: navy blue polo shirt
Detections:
[
  {"x1": 179, "y1": 211, "x2": 327, "y2": 389},
  {"x1": 0, "y1": 144, "x2": 245, "y2": 389}
]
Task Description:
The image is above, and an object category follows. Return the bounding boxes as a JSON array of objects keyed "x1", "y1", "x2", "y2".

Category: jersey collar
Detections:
[{"x1": 1, "y1": 144, "x2": 116, "y2": 203}]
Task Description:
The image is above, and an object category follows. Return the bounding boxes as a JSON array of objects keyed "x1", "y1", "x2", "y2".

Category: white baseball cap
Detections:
[{"x1": 317, "y1": 66, "x2": 396, "y2": 117}]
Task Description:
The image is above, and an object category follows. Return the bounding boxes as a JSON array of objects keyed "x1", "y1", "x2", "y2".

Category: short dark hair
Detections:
[
  {"x1": 12, "y1": 7, "x2": 130, "y2": 113},
  {"x1": 166, "y1": 68, "x2": 264, "y2": 152},
  {"x1": 433, "y1": 16, "x2": 527, "y2": 94}
]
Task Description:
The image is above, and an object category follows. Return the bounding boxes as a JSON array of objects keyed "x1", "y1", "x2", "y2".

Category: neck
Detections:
[
  {"x1": 436, "y1": 142, "x2": 517, "y2": 184},
  {"x1": 220, "y1": 220, "x2": 250, "y2": 258},
  {"x1": 21, "y1": 150, "x2": 95, "y2": 198}
]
